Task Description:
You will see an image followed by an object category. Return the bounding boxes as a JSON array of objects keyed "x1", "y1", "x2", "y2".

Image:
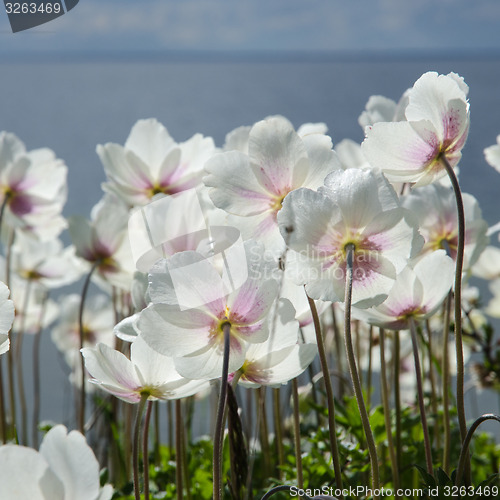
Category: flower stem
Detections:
[
  {"x1": 291, "y1": 378, "x2": 304, "y2": 492},
  {"x1": 143, "y1": 400, "x2": 153, "y2": 500},
  {"x1": 272, "y1": 388, "x2": 284, "y2": 479},
  {"x1": 307, "y1": 293, "x2": 343, "y2": 489},
  {"x1": 32, "y1": 290, "x2": 49, "y2": 449},
  {"x1": 78, "y1": 261, "x2": 100, "y2": 435},
  {"x1": 442, "y1": 293, "x2": 452, "y2": 474},
  {"x1": 15, "y1": 278, "x2": 32, "y2": 446},
  {"x1": 394, "y1": 331, "x2": 402, "y2": 467},
  {"x1": 213, "y1": 322, "x2": 231, "y2": 500},
  {"x1": 441, "y1": 156, "x2": 468, "y2": 458},
  {"x1": 408, "y1": 317, "x2": 433, "y2": 476},
  {"x1": 175, "y1": 399, "x2": 183, "y2": 500},
  {"x1": 455, "y1": 414, "x2": 500, "y2": 486},
  {"x1": 133, "y1": 392, "x2": 148, "y2": 500},
  {"x1": 379, "y1": 328, "x2": 399, "y2": 492},
  {"x1": 343, "y1": 243, "x2": 379, "y2": 493}
]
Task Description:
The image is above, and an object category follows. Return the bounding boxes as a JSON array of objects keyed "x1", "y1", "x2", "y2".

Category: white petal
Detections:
[
  {"x1": 81, "y1": 344, "x2": 141, "y2": 393},
  {"x1": 124, "y1": 118, "x2": 175, "y2": 172},
  {"x1": 248, "y1": 116, "x2": 309, "y2": 194},
  {"x1": 0, "y1": 444, "x2": 64, "y2": 500},
  {"x1": 39, "y1": 425, "x2": 100, "y2": 500},
  {"x1": 205, "y1": 151, "x2": 272, "y2": 216}
]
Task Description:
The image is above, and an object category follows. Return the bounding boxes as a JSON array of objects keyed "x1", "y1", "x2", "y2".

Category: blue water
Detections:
[{"x1": 1, "y1": 55, "x2": 500, "y2": 431}]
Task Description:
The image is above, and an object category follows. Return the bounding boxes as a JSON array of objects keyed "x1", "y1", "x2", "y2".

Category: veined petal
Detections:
[
  {"x1": 301, "y1": 133, "x2": 340, "y2": 188},
  {"x1": 204, "y1": 151, "x2": 273, "y2": 216},
  {"x1": 174, "y1": 340, "x2": 246, "y2": 380},
  {"x1": 405, "y1": 72, "x2": 469, "y2": 140},
  {"x1": 124, "y1": 118, "x2": 175, "y2": 171},
  {"x1": 322, "y1": 168, "x2": 400, "y2": 228},
  {"x1": 81, "y1": 343, "x2": 141, "y2": 393},
  {"x1": 414, "y1": 250, "x2": 454, "y2": 312},
  {"x1": 131, "y1": 336, "x2": 181, "y2": 387},
  {"x1": 137, "y1": 304, "x2": 214, "y2": 357},
  {"x1": 249, "y1": 116, "x2": 309, "y2": 195},
  {"x1": 227, "y1": 278, "x2": 278, "y2": 326}
]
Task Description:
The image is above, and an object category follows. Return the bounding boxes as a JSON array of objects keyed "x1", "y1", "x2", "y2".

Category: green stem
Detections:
[
  {"x1": 5, "y1": 229, "x2": 16, "y2": 441},
  {"x1": 32, "y1": 290, "x2": 49, "y2": 449},
  {"x1": 273, "y1": 388, "x2": 284, "y2": 479},
  {"x1": 441, "y1": 156, "x2": 468, "y2": 451},
  {"x1": 213, "y1": 322, "x2": 231, "y2": 500},
  {"x1": 394, "y1": 331, "x2": 402, "y2": 467},
  {"x1": 78, "y1": 261, "x2": 100, "y2": 435},
  {"x1": 343, "y1": 243, "x2": 379, "y2": 494},
  {"x1": 307, "y1": 294, "x2": 343, "y2": 488},
  {"x1": 291, "y1": 378, "x2": 304, "y2": 494},
  {"x1": 455, "y1": 414, "x2": 500, "y2": 486},
  {"x1": 425, "y1": 319, "x2": 440, "y2": 449},
  {"x1": 442, "y1": 293, "x2": 452, "y2": 474},
  {"x1": 409, "y1": 318, "x2": 433, "y2": 476},
  {"x1": 175, "y1": 399, "x2": 183, "y2": 500},
  {"x1": 143, "y1": 400, "x2": 153, "y2": 500},
  {"x1": 133, "y1": 393, "x2": 149, "y2": 500},
  {"x1": 15, "y1": 278, "x2": 32, "y2": 446},
  {"x1": 379, "y1": 328, "x2": 399, "y2": 492}
]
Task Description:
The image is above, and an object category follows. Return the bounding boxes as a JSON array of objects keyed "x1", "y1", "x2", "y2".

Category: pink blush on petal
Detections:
[{"x1": 9, "y1": 194, "x2": 34, "y2": 216}]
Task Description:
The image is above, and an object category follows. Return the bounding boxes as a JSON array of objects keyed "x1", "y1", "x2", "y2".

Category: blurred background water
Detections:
[{"x1": 1, "y1": 53, "x2": 500, "y2": 435}]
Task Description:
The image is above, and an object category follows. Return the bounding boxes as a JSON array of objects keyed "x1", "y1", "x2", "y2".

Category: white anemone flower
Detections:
[
  {"x1": 358, "y1": 91, "x2": 409, "y2": 129},
  {"x1": 0, "y1": 282, "x2": 14, "y2": 355},
  {"x1": 0, "y1": 425, "x2": 113, "y2": 500},
  {"x1": 484, "y1": 135, "x2": 500, "y2": 173},
  {"x1": 69, "y1": 194, "x2": 135, "y2": 290},
  {"x1": 97, "y1": 118, "x2": 217, "y2": 207},
  {"x1": 222, "y1": 115, "x2": 328, "y2": 154},
  {"x1": 51, "y1": 294, "x2": 115, "y2": 377},
  {"x1": 235, "y1": 299, "x2": 317, "y2": 388},
  {"x1": 0, "y1": 132, "x2": 67, "y2": 240},
  {"x1": 362, "y1": 72, "x2": 469, "y2": 186},
  {"x1": 11, "y1": 231, "x2": 84, "y2": 289},
  {"x1": 402, "y1": 184, "x2": 488, "y2": 271},
  {"x1": 82, "y1": 336, "x2": 209, "y2": 403},
  {"x1": 351, "y1": 250, "x2": 455, "y2": 330},
  {"x1": 205, "y1": 115, "x2": 340, "y2": 253},
  {"x1": 137, "y1": 241, "x2": 282, "y2": 380},
  {"x1": 278, "y1": 168, "x2": 423, "y2": 307}
]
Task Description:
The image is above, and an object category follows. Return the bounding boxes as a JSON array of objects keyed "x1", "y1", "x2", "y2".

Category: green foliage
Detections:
[{"x1": 108, "y1": 396, "x2": 500, "y2": 499}]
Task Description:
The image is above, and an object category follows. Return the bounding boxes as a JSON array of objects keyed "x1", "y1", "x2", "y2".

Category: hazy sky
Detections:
[{"x1": 1, "y1": 0, "x2": 500, "y2": 57}]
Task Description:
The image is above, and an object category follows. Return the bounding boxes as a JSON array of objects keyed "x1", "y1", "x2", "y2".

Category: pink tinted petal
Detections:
[
  {"x1": 228, "y1": 278, "x2": 278, "y2": 325},
  {"x1": 362, "y1": 121, "x2": 439, "y2": 183},
  {"x1": 124, "y1": 118, "x2": 175, "y2": 171},
  {"x1": 205, "y1": 151, "x2": 273, "y2": 216},
  {"x1": 248, "y1": 116, "x2": 309, "y2": 195}
]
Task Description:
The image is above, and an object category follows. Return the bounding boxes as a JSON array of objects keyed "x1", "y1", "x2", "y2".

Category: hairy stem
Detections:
[
  {"x1": 133, "y1": 393, "x2": 148, "y2": 500},
  {"x1": 143, "y1": 400, "x2": 153, "y2": 500},
  {"x1": 291, "y1": 378, "x2": 304, "y2": 493},
  {"x1": 441, "y1": 156, "x2": 468, "y2": 455},
  {"x1": 442, "y1": 293, "x2": 452, "y2": 474},
  {"x1": 213, "y1": 322, "x2": 231, "y2": 500},
  {"x1": 409, "y1": 318, "x2": 433, "y2": 476},
  {"x1": 343, "y1": 243, "x2": 379, "y2": 493},
  {"x1": 307, "y1": 293, "x2": 343, "y2": 488},
  {"x1": 455, "y1": 414, "x2": 500, "y2": 486},
  {"x1": 379, "y1": 328, "x2": 399, "y2": 491},
  {"x1": 175, "y1": 400, "x2": 183, "y2": 500},
  {"x1": 78, "y1": 261, "x2": 100, "y2": 435}
]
